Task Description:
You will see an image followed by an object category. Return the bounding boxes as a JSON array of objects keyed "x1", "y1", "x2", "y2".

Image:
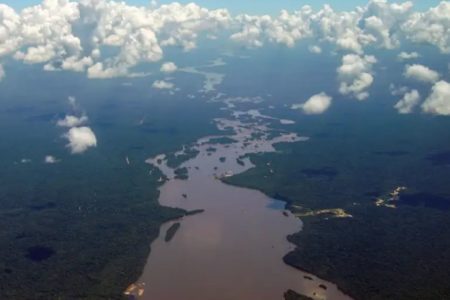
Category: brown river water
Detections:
[{"x1": 126, "y1": 116, "x2": 352, "y2": 300}]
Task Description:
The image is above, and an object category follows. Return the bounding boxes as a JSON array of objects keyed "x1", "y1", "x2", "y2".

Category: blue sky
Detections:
[{"x1": 5, "y1": 0, "x2": 443, "y2": 14}]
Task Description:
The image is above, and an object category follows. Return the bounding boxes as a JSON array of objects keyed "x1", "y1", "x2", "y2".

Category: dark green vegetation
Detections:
[
  {"x1": 0, "y1": 145, "x2": 183, "y2": 300},
  {"x1": 284, "y1": 290, "x2": 313, "y2": 300},
  {"x1": 185, "y1": 209, "x2": 205, "y2": 216},
  {"x1": 236, "y1": 157, "x2": 245, "y2": 166},
  {"x1": 373, "y1": 150, "x2": 410, "y2": 157},
  {"x1": 0, "y1": 65, "x2": 225, "y2": 299},
  {"x1": 426, "y1": 150, "x2": 450, "y2": 166},
  {"x1": 206, "y1": 146, "x2": 217, "y2": 153},
  {"x1": 166, "y1": 148, "x2": 200, "y2": 169},
  {"x1": 226, "y1": 108, "x2": 450, "y2": 300},
  {"x1": 25, "y1": 246, "x2": 56, "y2": 262},
  {"x1": 206, "y1": 136, "x2": 238, "y2": 145},
  {"x1": 300, "y1": 167, "x2": 338, "y2": 181},
  {"x1": 174, "y1": 167, "x2": 189, "y2": 180},
  {"x1": 399, "y1": 193, "x2": 450, "y2": 210},
  {"x1": 164, "y1": 223, "x2": 181, "y2": 242}
]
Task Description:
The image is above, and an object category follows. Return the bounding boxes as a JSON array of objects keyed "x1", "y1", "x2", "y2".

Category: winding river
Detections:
[{"x1": 126, "y1": 114, "x2": 352, "y2": 300}]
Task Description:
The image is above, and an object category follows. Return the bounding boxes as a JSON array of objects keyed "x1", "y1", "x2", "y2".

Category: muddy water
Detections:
[{"x1": 130, "y1": 117, "x2": 352, "y2": 300}]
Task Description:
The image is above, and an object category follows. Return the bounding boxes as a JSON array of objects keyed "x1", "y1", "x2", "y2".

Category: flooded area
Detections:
[{"x1": 128, "y1": 110, "x2": 352, "y2": 300}]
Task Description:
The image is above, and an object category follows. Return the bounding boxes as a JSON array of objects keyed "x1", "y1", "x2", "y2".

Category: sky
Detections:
[
  {"x1": 1, "y1": 0, "x2": 449, "y2": 118},
  {"x1": 4, "y1": 0, "x2": 443, "y2": 14}
]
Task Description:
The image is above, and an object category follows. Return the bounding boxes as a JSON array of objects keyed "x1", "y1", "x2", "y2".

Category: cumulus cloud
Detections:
[
  {"x1": 397, "y1": 51, "x2": 420, "y2": 61},
  {"x1": 394, "y1": 89, "x2": 420, "y2": 114},
  {"x1": 401, "y1": 2, "x2": 450, "y2": 54},
  {"x1": 2, "y1": 0, "x2": 82, "y2": 71},
  {"x1": 0, "y1": 0, "x2": 231, "y2": 78},
  {"x1": 230, "y1": 11, "x2": 312, "y2": 48},
  {"x1": 292, "y1": 92, "x2": 332, "y2": 115},
  {"x1": 308, "y1": 45, "x2": 322, "y2": 54},
  {"x1": 337, "y1": 54, "x2": 377, "y2": 100},
  {"x1": 57, "y1": 115, "x2": 88, "y2": 127},
  {"x1": 57, "y1": 96, "x2": 96, "y2": 153},
  {"x1": 421, "y1": 80, "x2": 450, "y2": 116},
  {"x1": 152, "y1": 80, "x2": 174, "y2": 90},
  {"x1": 44, "y1": 155, "x2": 60, "y2": 164},
  {"x1": 87, "y1": 63, "x2": 127, "y2": 79},
  {"x1": 0, "y1": 0, "x2": 449, "y2": 81},
  {"x1": 64, "y1": 126, "x2": 97, "y2": 154},
  {"x1": 230, "y1": 0, "x2": 417, "y2": 53},
  {"x1": 80, "y1": 1, "x2": 230, "y2": 77},
  {"x1": 57, "y1": 96, "x2": 88, "y2": 127},
  {"x1": 361, "y1": 1, "x2": 413, "y2": 50},
  {"x1": 389, "y1": 84, "x2": 409, "y2": 96},
  {"x1": 404, "y1": 64, "x2": 440, "y2": 83},
  {"x1": 160, "y1": 62, "x2": 177, "y2": 73}
]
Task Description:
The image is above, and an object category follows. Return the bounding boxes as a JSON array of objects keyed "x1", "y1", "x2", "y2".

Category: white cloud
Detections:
[
  {"x1": 313, "y1": 5, "x2": 369, "y2": 54},
  {"x1": 402, "y1": 2, "x2": 450, "y2": 54},
  {"x1": 152, "y1": 80, "x2": 174, "y2": 89},
  {"x1": 229, "y1": 0, "x2": 450, "y2": 59},
  {"x1": 389, "y1": 84, "x2": 409, "y2": 96},
  {"x1": 57, "y1": 115, "x2": 88, "y2": 128},
  {"x1": 362, "y1": 1, "x2": 413, "y2": 50},
  {"x1": 60, "y1": 56, "x2": 94, "y2": 72},
  {"x1": 0, "y1": 0, "x2": 449, "y2": 81},
  {"x1": 308, "y1": 45, "x2": 322, "y2": 54},
  {"x1": 0, "y1": 5, "x2": 21, "y2": 57},
  {"x1": 230, "y1": 15, "x2": 266, "y2": 48},
  {"x1": 81, "y1": 1, "x2": 230, "y2": 75},
  {"x1": 44, "y1": 155, "x2": 60, "y2": 164},
  {"x1": 292, "y1": 92, "x2": 332, "y2": 115},
  {"x1": 64, "y1": 126, "x2": 97, "y2": 154},
  {"x1": 397, "y1": 51, "x2": 420, "y2": 60},
  {"x1": 394, "y1": 89, "x2": 420, "y2": 114},
  {"x1": 0, "y1": 1, "x2": 231, "y2": 78},
  {"x1": 257, "y1": 1, "x2": 444, "y2": 56},
  {"x1": 87, "y1": 63, "x2": 127, "y2": 79},
  {"x1": 160, "y1": 62, "x2": 177, "y2": 73},
  {"x1": 404, "y1": 64, "x2": 440, "y2": 83},
  {"x1": 337, "y1": 54, "x2": 377, "y2": 100},
  {"x1": 57, "y1": 96, "x2": 95, "y2": 153},
  {"x1": 421, "y1": 80, "x2": 450, "y2": 116},
  {"x1": 4, "y1": 0, "x2": 81, "y2": 66},
  {"x1": 68, "y1": 96, "x2": 77, "y2": 109}
]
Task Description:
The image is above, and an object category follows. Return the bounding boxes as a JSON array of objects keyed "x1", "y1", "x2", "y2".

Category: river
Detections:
[{"x1": 126, "y1": 113, "x2": 352, "y2": 300}]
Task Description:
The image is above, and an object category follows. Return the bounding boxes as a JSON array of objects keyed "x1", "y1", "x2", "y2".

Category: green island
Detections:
[
  {"x1": 164, "y1": 223, "x2": 181, "y2": 242},
  {"x1": 206, "y1": 136, "x2": 238, "y2": 145},
  {"x1": 284, "y1": 290, "x2": 313, "y2": 300},
  {"x1": 174, "y1": 167, "x2": 189, "y2": 180},
  {"x1": 166, "y1": 148, "x2": 200, "y2": 169},
  {"x1": 185, "y1": 209, "x2": 205, "y2": 216}
]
